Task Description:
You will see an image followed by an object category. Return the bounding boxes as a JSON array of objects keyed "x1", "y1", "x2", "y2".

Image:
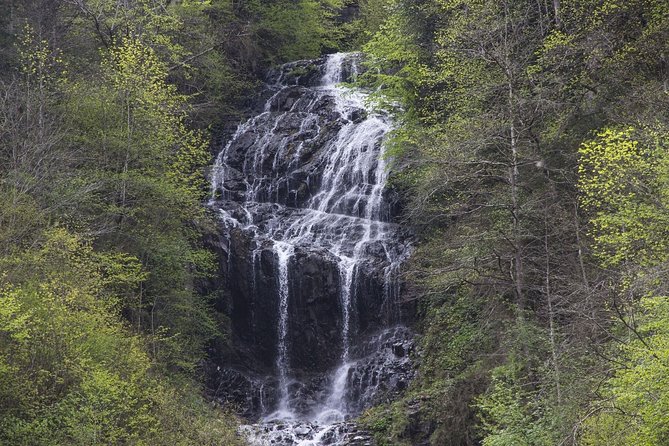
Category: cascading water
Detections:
[
  {"x1": 209, "y1": 53, "x2": 413, "y2": 445},
  {"x1": 275, "y1": 241, "x2": 295, "y2": 419}
]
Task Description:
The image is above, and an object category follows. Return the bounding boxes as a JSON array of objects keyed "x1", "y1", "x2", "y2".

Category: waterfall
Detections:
[
  {"x1": 210, "y1": 52, "x2": 412, "y2": 444},
  {"x1": 274, "y1": 240, "x2": 295, "y2": 418}
]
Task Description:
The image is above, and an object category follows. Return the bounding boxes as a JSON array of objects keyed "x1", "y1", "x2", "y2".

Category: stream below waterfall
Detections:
[{"x1": 209, "y1": 53, "x2": 413, "y2": 445}]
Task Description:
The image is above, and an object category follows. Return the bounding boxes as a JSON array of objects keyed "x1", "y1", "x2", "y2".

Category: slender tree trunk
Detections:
[
  {"x1": 138, "y1": 281, "x2": 143, "y2": 331},
  {"x1": 574, "y1": 202, "x2": 589, "y2": 287},
  {"x1": 553, "y1": 0, "x2": 561, "y2": 27},
  {"x1": 504, "y1": 0, "x2": 524, "y2": 310},
  {"x1": 121, "y1": 96, "x2": 131, "y2": 210},
  {"x1": 509, "y1": 102, "x2": 524, "y2": 309},
  {"x1": 545, "y1": 197, "x2": 561, "y2": 403},
  {"x1": 151, "y1": 297, "x2": 158, "y2": 359}
]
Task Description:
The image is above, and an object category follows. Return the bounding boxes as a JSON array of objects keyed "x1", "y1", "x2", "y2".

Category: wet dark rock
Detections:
[
  {"x1": 349, "y1": 108, "x2": 367, "y2": 123},
  {"x1": 208, "y1": 367, "x2": 278, "y2": 419},
  {"x1": 346, "y1": 327, "x2": 415, "y2": 410},
  {"x1": 266, "y1": 59, "x2": 326, "y2": 87},
  {"x1": 392, "y1": 343, "x2": 406, "y2": 357}
]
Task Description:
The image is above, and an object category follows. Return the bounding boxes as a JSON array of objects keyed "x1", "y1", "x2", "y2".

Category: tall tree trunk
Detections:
[
  {"x1": 504, "y1": 0, "x2": 524, "y2": 311},
  {"x1": 574, "y1": 202, "x2": 589, "y2": 288},
  {"x1": 545, "y1": 193, "x2": 561, "y2": 403},
  {"x1": 553, "y1": 0, "x2": 561, "y2": 27}
]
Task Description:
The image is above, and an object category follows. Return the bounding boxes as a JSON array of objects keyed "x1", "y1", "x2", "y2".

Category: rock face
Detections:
[{"x1": 206, "y1": 53, "x2": 413, "y2": 444}]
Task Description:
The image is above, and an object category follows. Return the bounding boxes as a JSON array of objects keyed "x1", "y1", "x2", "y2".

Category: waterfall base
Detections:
[
  {"x1": 215, "y1": 326, "x2": 414, "y2": 445},
  {"x1": 241, "y1": 420, "x2": 374, "y2": 446}
]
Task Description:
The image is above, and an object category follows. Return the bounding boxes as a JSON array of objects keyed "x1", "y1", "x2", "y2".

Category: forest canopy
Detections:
[{"x1": 2, "y1": 0, "x2": 669, "y2": 445}]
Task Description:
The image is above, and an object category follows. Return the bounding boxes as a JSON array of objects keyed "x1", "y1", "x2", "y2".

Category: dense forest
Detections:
[{"x1": 1, "y1": 0, "x2": 669, "y2": 445}]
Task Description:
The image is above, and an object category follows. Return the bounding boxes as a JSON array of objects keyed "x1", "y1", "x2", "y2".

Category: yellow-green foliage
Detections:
[
  {"x1": 1, "y1": 22, "x2": 237, "y2": 443},
  {"x1": 351, "y1": 0, "x2": 393, "y2": 46},
  {"x1": 106, "y1": 36, "x2": 210, "y2": 198},
  {"x1": 577, "y1": 126, "x2": 669, "y2": 444},
  {"x1": 18, "y1": 25, "x2": 66, "y2": 88},
  {"x1": 362, "y1": 4, "x2": 427, "y2": 106},
  {"x1": 61, "y1": 35, "x2": 217, "y2": 373},
  {"x1": 581, "y1": 297, "x2": 669, "y2": 446},
  {"x1": 477, "y1": 361, "x2": 559, "y2": 446},
  {"x1": 578, "y1": 127, "x2": 669, "y2": 267},
  {"x1": 0, "y1": 229, "x2": 243, "y2": 445},
  {"x1": 360, "y1": 400, "x2": 412, "y2": 446},
  {"x1": 66, "y1": 0, "x2": 186, "y2": 60}
]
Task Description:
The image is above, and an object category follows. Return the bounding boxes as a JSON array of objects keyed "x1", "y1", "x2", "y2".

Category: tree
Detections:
[
  {"x1": 0, "y1": 26, "x2": 71, "y2": 252},
  {"x1": 359, "y1": 0, "x2": 629, "y2": 444},
  {"x1": 579, "y1": 127, "x2": 669, "y2": 268},
  {"x1": 0, "y1": 229, "x2": 243, "y2": 445},
  {"x1": 577, "y1": 126, "x2": 669, "y2": 445},
  {"x1": 60, "y1": 36, "x2": 216, "y2": 372},
  {"x1": 581, "y1": 297, "x2": 669, "y2": 446}
]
